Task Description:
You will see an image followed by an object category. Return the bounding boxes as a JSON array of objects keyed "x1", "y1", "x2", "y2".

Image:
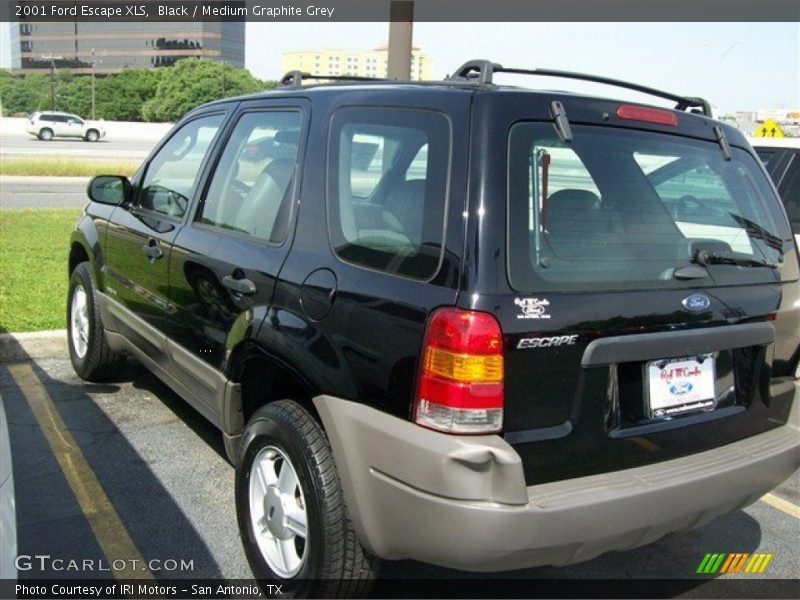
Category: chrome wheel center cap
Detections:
[{"x1": 264, "y1": 486, "x2": 289, "y2": 539}]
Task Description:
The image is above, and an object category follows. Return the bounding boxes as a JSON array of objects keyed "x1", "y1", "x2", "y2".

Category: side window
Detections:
[
  {"x1": 406, "y1": 145, "x2": 428, "y2": 181},
  {"x1": 349, "y1": 134, "x2": 398, "y2": 197},
  {"x1": 199, "y1": 110, "x2": 301, "y2": 243},
  {"x1": 139, "y1": 114, "x2": 224, "y2": 218},
  {"x1": 756, "y1": 149, "x2": 776, "y2": 167},
  {"x1": 779, "y1": 156, "x2": 800, "y2": 235},
  {"x1": 328, "y1": 107, "x2": 450, "y2": 279}
]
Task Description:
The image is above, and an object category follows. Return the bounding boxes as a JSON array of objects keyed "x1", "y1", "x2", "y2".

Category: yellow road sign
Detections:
[{"x1": 754, "y1": 118, "x2": 785, "y2": 138}]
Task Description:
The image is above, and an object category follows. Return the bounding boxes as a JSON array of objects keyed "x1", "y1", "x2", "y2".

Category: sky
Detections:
[
  {"x1": 2, "y1": 22, "x2": 797, "y2": 113},
  {"x1": 244, "y1": 22, "x2": 800, "y2": 114}
]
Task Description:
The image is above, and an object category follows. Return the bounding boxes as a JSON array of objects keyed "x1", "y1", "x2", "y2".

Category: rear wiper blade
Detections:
[{"x1": 692, "y1": 249, "x2": 781, "y2": 269}]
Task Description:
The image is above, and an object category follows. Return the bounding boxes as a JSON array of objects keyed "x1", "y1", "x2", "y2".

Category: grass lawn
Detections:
[
  {"x1": 0, "y1": 208, "x2": 82, "y2": 332},
  {"x1": 0, "y1": 157, "x2": 139, "y2": 178}
]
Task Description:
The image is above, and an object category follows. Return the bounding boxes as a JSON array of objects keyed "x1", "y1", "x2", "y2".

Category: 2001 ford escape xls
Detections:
[{"x1": 67, "y1": 60, "x2": 800, "y2": 597}]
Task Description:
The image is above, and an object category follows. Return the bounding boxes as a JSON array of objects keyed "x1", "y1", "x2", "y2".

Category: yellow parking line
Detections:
[
  {"x1": 7, "y1": 363, "x2": 153, "y2": 580},
  {"x1": 760, "y1": 493, "x2": 800, "y2": 519}
]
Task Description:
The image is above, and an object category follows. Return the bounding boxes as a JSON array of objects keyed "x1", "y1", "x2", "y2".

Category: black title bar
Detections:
[{"x1": 2, "y1": 0, "x2": 800, "y2": 22}]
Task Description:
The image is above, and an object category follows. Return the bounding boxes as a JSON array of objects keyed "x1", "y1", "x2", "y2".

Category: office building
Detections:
[{"x1": 10, "y1": 22, "x2": 244, "y2": 73}]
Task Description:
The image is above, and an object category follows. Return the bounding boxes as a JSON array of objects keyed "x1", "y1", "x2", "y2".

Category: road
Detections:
[
  {"x1": 1, "y1": 342, "x2": 798, "y2": 598},
  {"x1": 0, "y1": 176, "x2": 90, "y2": 209},
  {"x1": 0, "y1": 132, "x2": 156, "y2": 161}
]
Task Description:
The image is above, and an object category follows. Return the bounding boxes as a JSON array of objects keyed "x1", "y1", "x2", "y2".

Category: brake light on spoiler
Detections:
[
  {"x1": 413, "y1": 307, "x2": 504, "y2": 434},
  {"x1": 617, "y1": 104, "x2": 678, "y2": 126}
]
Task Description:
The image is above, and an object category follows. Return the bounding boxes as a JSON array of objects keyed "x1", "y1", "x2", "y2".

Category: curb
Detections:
[{"x1": 0, "y1": 329, "x2": 67, "y2": 362}]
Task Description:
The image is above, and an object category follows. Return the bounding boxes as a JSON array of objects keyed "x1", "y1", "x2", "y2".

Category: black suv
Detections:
[{"x1": 68, "y1": 61, "x2": 800, "y2": 596}]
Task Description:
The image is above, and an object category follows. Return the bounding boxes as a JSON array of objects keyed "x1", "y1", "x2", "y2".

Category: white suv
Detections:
[{"x1": 26, "y1": 111, "x2": 106, "y2": 142}]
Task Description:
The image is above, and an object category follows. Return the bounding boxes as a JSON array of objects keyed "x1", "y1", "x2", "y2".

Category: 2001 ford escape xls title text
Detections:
[{"x1": 66, "y1": 60, "x2": 800, "y2": 598}]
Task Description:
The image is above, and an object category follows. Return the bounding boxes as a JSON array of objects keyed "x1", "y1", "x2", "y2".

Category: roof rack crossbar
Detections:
[
  {"x1": 280, "y1": 70, "x2": 387, "y2": 88},
  {"x1": 446, "y1": 60, "x2": 712, "y2": 116}
]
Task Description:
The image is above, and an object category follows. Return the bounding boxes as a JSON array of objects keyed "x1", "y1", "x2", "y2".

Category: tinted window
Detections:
[
  {"x1": 139, "y1": 114, "x2": 224, "y2": 218},
  {"x1": 779, "y1": 157, "x2": 800, "y2": 235},
  {"x1": 508, "y1": 124, "x2": 792, "y2": 291},
  {"x1": 200, "y1": 111, "x2": 301, "y2": 243},
  {"x1": 756, "y1": 149, "x2": 776, "y2": 166},
  {"x1": 328, "y1": 107, "x2": 450, "y2": 279}
]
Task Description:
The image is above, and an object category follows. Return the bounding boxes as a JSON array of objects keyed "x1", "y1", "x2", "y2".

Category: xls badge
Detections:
[{"x1": 514, "y1": 297, "x2": 551, "y2": 319}]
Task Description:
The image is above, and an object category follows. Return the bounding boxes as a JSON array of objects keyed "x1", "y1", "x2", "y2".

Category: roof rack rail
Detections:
[
  {"x1": 280, "y1": 70, "x2": 387, "y2": 88},
  {"x1": 446, "y1": 60, "x2": 712, "y2": 117}
]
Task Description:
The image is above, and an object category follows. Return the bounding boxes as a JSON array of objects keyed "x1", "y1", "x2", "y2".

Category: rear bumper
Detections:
[{"x1": 314, "y1": 386, "x2": 800, "y2": 572}]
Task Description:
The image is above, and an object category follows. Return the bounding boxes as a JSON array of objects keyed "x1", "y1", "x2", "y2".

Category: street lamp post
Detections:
[{"x1": 41, "y1": 53, "x2": 63, "y2": 110}]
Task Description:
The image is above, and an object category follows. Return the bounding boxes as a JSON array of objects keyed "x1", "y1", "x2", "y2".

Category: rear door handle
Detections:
[
  {"x1": 223, "y1": 275, "x2": 256, "y2": 296},
  {"x1": 142, "y1": 240, "x2": 163, "y2": 260}
]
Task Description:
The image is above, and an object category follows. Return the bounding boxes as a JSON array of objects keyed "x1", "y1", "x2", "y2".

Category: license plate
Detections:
[{"x1": 646, "y1": 355, "x2": 716, "y2": 418}]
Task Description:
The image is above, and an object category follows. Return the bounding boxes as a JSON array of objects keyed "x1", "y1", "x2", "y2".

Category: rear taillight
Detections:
[
  {"x1": 413, "y1": 307, "x2": 504, "y2": 434},
  {"x1": 616, "y1": 104, "x2": 678, "y2": 126}
]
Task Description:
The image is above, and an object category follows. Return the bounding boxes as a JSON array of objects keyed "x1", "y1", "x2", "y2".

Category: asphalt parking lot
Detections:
[{"x1": 1, "y1": 334, "x2": 798, "y2": 598}]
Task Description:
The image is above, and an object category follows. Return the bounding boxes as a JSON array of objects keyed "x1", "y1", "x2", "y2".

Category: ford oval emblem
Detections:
[
  {"x1": 682, "y1": 293, "x2": 711, "y2": 312},
  {"x1": 670, "y1": 381, "x2": 693, "y2": 396}
]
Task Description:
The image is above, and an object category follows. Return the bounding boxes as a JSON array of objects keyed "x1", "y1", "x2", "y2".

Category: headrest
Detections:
[{"x1": 547, "y1": 189, "x2": 601, "y2": 212}]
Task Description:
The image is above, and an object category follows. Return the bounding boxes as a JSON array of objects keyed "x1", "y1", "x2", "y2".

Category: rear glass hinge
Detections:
[
  {"x1": 549, "y1": 101, "x2": 573, "y2": 143},
  {"x1": 713, "y1": 125, "x2": 732, "y2": 161}
]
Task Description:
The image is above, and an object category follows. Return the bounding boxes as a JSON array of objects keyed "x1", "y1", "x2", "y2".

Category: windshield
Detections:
[{"x1": 507, "y1": 123, "x2": 793, "y2": 292}]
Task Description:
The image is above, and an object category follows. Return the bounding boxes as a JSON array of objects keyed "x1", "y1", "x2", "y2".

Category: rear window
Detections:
[{"x1": 508, "y1": 124, "x2": 793, "y2": 292}]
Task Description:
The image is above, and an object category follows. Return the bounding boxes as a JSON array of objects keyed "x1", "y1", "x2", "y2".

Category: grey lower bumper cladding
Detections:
[{"x1": 314, "y1": 388, "x2": 800, "y2": 572}]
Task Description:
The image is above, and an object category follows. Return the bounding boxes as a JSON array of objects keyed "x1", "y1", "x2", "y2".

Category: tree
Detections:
[
  {"x1": 95, "y1": 68, "x2": 165, "y2": 121},
  {"x1": 59, "y1": 76, "x2": 92, "y2": 116},
  {"x1": 1, "y1": 73, "x2": 53, "y2": 115},
  {"x1": 142, "y1": 58, "x2": 270, "y2": 122},
  {"x1": 0, "y1": 60, "x2": 275, "y2": 121}
]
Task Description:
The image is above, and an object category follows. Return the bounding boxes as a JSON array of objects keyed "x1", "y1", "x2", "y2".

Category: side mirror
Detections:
[{"x1": 87, "y1": 175, "x2": 130, "y2": 206}]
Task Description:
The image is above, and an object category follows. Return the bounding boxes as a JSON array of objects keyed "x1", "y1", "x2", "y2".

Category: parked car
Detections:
[
  {"x1": 0, "y1": 397, "x2": 17, "y2": 583},
  {"x1": 26, "y1": 111, "x2": 105, "y2": 142},
  {"x1": 67, "y1": 61, "x2": 800, "y2": 597},
  {"x1": 752, "y1": 137, "x2": 800, "y2": 246}
]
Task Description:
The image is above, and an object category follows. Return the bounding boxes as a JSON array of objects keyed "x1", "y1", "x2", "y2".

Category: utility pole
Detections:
[
  {"x1": 387, "y1": 1, "x2": 413, "y2": 80},
  {"x1": 90, "y1": 48, "x2": 102, "y2": 120},
  {"x1": 91, "y1": 48, "x2": 96, "y2": 119},
  {"x1": 41, "y1": 53, "x2": 63, "y2": 110},
  {"x1": 220, "y1": 60, "x2": 227, "y2": 96}
]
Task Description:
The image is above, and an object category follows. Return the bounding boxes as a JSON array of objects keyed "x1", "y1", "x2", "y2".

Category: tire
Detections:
[
  {"x1": 38, "y1": 128, "x2": 54, "y2": 141},
  {"x1": 67, "y1": 262, "x2": 124, "y2": 382},
  {"x1": 85, "y1": 129, "x2": 99, "y2": 142},
  {"x1": 236, "y1": 400, "x2": 378, "y2": 598}
]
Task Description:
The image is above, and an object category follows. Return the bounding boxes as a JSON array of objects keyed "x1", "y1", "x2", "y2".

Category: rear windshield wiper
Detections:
[{"x1": 692, "y1": 249, "x2": 781, "y2": 269}]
